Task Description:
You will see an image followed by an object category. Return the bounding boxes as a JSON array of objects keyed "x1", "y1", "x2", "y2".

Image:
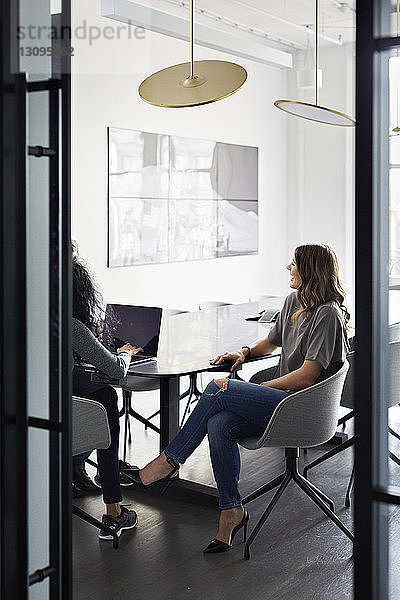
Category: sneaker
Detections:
[
  {"x1": 73, "y1": 467, "x2": 101, "y2": 493},
  {"x1": 94, "y1": 460, "x2": 139, "y2": 488},
  {"x1": 99, "y1": 506, "x2": 138, "y2": 540},
  {"x1": 119, "y1": 460, "x2": 140, "y2": 485}
]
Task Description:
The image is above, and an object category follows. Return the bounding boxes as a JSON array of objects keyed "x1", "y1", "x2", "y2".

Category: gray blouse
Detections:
[
  {"x1": 267, "y1": 292, "x2": 349, "y2": 382},
  {"x1": 72, "y1": 317, "x2": 131, "y2": 380}
]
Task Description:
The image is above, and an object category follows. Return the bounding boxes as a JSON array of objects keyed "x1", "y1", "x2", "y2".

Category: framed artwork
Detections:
[{"x1": 107, "y1": 127, "x2": 258, "y2": 267}]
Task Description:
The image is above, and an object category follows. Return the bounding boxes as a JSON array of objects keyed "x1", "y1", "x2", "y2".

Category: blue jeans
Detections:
[{"x1": 165, "y1": 378, "x2": 288, "y2": 509}]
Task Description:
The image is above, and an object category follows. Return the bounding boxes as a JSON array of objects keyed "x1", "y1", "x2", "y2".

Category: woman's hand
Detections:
[
  {"x1": 96, "y1": 322, "x2": 104, "y2": 341},
  {"x1": 117, "y1": 343, "x2": 144, "y2": 356},
  {"x1": 210, "y1": 350, "x2": 247, "y2": 372}
]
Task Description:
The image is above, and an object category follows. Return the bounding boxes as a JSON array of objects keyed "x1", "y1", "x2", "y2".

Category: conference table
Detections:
[{"x1": 125, "y1": 297, "x2": 283, "y2": 507}]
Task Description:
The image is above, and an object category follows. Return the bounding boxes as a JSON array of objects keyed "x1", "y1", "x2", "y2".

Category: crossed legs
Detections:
[{"x1": 139, "y1": 377, "x2": 288, "y2": 544}]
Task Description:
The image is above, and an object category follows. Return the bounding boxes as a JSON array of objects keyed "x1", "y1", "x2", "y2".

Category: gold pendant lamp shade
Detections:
[
  {"x1": 138, "y1": 0, "x2": 247, "y2": 108},
  {"x1": 274, "y1": 0, "x2": 355, "y2": 127},
  {"x1": 274, "y1": 99, "x2": 355, "y2": 126}
]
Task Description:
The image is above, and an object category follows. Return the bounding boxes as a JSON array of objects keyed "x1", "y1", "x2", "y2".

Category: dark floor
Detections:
[{"x1": 73, "y1": 378, "x2": 400, "y2": 600}]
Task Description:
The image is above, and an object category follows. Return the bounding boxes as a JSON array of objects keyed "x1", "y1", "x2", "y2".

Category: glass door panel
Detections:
[
  {"x1": 27, "y1": 90, "x2": 50, "y2": 421},
  {"x1": 388, "y1": 41, "x2": 400, "y2": 493}
]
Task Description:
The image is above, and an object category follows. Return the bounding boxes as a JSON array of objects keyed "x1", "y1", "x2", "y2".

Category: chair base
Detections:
[
  {"x1": 303, "y1": 426, "x2": 400, "y2": 508},
  {"x1": 147, "y1": 369, "x2": 245, "y2": 429},
  {"x1": 120, "y1": 389, "x2": 160, "y2": 461},
  {"x1": 178, "y1": 369, "x2": 245, "y2": 427},
  {"x1": 303, "y1": 436, "x2": 355, "y2": 478},
  {"x1": 242, "y1": 448, "x2": 354, "y2": 560},
  {"x1": 179, "y1": 373, "x2": 203, "y2": 428},
  {"x1": 145, "y1": 372, "x2": 203, "y2": 430},
  {"x1": 72, "y1": 504, "x2": 119, "y2": 549}
]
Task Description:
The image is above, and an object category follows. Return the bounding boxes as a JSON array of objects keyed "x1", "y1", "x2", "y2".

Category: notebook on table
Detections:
[{"x1": 103, "y1": 304, "x2": 163, "y2": 366}]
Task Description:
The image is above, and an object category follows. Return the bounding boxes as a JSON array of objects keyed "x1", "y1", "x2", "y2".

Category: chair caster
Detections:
[{"x1": 244, "y1": 544, "x2": 250, "y2": 560}]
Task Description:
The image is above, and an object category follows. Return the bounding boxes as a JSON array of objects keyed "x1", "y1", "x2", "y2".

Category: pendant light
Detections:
[
  {"x1": 274, "y1": 0, "x2": 355, "y2": 126},
  {"x1": 138, "y1": 0, "x2": 247, "y2": 108},
  {"x1": 390, "y1": 0, "x2": 400, "y2": 136}
]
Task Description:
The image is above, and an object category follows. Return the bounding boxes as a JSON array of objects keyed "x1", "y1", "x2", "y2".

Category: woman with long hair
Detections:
[
  {"x1": 129, "y1": 244, "x2": 350, "y2": 553},
  {"x1": 72, "y1": 243, "x2": 142, "y2": 540}
]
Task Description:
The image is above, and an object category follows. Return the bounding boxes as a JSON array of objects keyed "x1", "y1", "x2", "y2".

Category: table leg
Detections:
[
  {"x1": 133, "y1": 375, "x2": 219, "y2": 507},
  {"x1": 121, "y1": 376, "x2": 219, "y2": 506},
  {"x1": 159, "y1": 376, "x2": 179, "y2": 452},
  {"x1": 162, "y1": 478, "x2": 219, "y2": 507}
]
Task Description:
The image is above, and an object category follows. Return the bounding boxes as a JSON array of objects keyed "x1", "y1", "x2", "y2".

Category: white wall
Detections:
[
  {"x1": 286, "y1": 44, "x2": 355, "y2": 313},
  {"x1": 71, "y1": 0, "x2": 288, "y2": 311}
]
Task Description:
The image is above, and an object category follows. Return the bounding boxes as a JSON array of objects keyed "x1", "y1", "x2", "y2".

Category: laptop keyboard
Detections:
[{"x1": 129, "y1": 355, "x2": 155, "y2": 364}]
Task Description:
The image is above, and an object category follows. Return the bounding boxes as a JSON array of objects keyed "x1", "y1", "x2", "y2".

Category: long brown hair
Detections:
[{"x1": 291, "y1": 244, "x2": 350, "y2": 327}]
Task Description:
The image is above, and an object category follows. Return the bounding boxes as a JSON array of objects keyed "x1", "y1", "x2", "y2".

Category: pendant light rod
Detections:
[
  {"x1": 395, "y1": 0, "x2": 399, "y2": 133},
  {"x1": 190, "y1": 0, "x2": 194, "y2": 78},
  {"x1": 397, "y1": 0, "x2": 399, "y2": 126},
  {"x1": 315, "y1": 0, "x2": 319, "y2": 106}
]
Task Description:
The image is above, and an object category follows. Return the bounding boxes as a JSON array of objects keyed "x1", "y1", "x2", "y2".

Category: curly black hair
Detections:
[{"x1": 72, "y1": 257, "x2": 105, "y2": 337}]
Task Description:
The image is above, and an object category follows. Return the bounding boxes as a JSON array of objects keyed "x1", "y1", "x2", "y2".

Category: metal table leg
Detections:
[
  {"x1": 125, "y1": 375, "x2": 219, "y2": 507},
  {"x1": 159, "y1": 376, "x2": 180, "y2": 452}
]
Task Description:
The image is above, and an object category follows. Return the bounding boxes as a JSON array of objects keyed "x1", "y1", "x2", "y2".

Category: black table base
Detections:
[{"x1": 124, "y1": 475, "x2": 219, "y2": 508}]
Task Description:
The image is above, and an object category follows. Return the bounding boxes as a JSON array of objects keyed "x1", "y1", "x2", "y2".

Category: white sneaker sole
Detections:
[
  {"x1": 94, "y1": 477, "x2": 134, "y2": 488},
  {"x1": 99, "y1": 514, "x2": 138, "y2": 540}
]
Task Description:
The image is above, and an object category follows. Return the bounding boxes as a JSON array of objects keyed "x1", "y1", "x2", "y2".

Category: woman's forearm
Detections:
[
  {"x1": 211, "y1": 336, "x2": 278, "y2": 371},
  {"x1": 72, "y1": 318, "x2": 130, "y2": 379},
  {"x1": 262, "y1": 360, "x2": 323, "y2": 391},
  {"x1": 261, "y1": 370, "x2": 308, "y2": 391},
  {"x1": 246, "y1": 337, "x2": 277, "y2": 358}
]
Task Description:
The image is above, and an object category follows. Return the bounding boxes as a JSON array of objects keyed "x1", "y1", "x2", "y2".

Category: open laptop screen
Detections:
[{"x1": 103, "y1": 304, "x2": 162, "y2": 357}]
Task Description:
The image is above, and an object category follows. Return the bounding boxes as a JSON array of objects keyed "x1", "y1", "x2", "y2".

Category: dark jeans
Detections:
[
  {"x1": 73, "y1": 368, "x2": 122, "y2": 504},
  {"x1": 165, "y1": 378, "x2": 288, "y2": 509}
]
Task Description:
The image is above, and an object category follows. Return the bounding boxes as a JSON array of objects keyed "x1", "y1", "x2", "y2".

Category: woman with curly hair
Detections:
[
  {"x1": 130, "y1": 244, "x2": 350, "y2": 553},
  {"x1": 72, "y1": 242, "x2": 141, "y2": 540}
]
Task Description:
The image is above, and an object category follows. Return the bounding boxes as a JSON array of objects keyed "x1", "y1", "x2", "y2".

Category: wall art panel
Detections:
[{"x1": 108, "y1": 127, "x2": 258, "y2": 267}]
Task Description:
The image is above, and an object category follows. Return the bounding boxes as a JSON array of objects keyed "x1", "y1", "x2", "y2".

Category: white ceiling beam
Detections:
[
  {"x1": 101, "y1": 0, "x2": 293, "y2": 69},
  {"x1": 159, "y1": 0, "x2": 304, "y2": 50},
  {"x1": 229, "y1": 0, "x2": 343, "y2": 46}
]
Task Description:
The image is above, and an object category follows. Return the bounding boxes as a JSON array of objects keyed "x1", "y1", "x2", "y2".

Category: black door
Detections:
[
  {"x1": 355, "y1": 2, "x2": 400, "y2": 599},
  {"x1": 0, "y1": 1, "x2": 72, "y2": 598}
]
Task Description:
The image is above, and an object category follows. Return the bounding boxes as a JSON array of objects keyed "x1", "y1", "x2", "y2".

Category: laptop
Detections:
[{"x1": 103, "y1": 304, "x2": 163, "y2": 365}]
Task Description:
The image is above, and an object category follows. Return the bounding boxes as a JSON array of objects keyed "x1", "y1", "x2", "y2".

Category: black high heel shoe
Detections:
[
  {"x1": 203, "y1": 508, "x2": 249, "y2": 554},
  {"x1": 126, "y1": 454, "x2": 179, "y2": 493}
]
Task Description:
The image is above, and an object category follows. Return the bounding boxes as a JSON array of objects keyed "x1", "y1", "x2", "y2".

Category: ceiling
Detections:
[{"x1": 131, "y1": 0, "x2": 356, "y2": 52}]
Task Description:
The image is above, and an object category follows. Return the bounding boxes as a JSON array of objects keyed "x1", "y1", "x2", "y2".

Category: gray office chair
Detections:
[
  {"x1": 120, "y1": 375, "x2": 161, "y2": 460},
  {"x1": 303, "y1": 337, "x2": 400, "y2": 506},
  {"x1": 301, "y1": 351, "x2": 355, "y2": 504},
  {"x1": 239, "y1": 361, "x2": 354, "y2": 560},
  {"x1": 72, "y1": 396, "x2": 120, "y2": 549}
]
